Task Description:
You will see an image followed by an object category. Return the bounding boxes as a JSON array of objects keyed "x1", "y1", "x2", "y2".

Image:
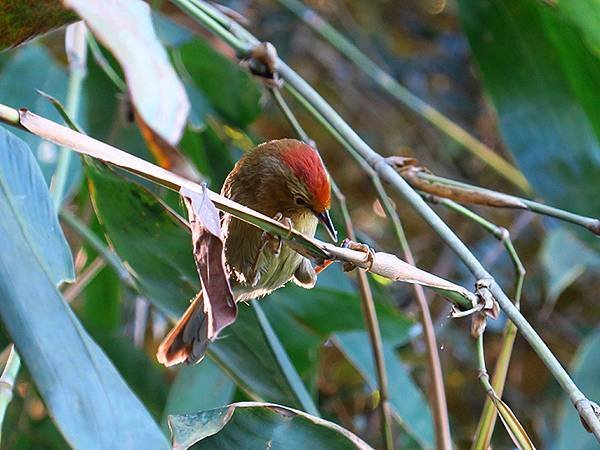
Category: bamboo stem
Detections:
[{"x1": 412, "y1": 172, "x2": 599, "y2": 235}]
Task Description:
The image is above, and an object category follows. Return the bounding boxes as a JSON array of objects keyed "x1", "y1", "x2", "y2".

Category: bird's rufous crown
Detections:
[{"x1": 280, "y1": 141, "x2": 331, "y2": 213}]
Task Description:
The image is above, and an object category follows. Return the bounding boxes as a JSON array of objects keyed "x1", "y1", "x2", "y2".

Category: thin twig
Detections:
[
  {"x1": 0, "y1": 345, "x2": 20, "y2": 445},
  {"x1": 271, "y1": 0, "x2": 530, "y2": 193},
  {"x1": 476, "y1": 335, "x2": 535, "y2": 449},
  {"x1": 331, "y1": 181, "x2": 394, "y2": 450},
  {"x1": 166, "y1": 2, "x2": 600, "y2": 438},
  {"x1": 376, "y1": 185, "x2": 452, "y2": 450},
  {"x1": 407, "y1": 171, "x2": 599, "y2": 236},
  {"x1": 270, "y1": 87, "x2": 394, "y2": 449},
  {"x1": 62, "y1": 257, "x2": 106, "y2": 303}
]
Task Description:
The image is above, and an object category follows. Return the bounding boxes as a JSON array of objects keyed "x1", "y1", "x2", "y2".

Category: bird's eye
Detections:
[{"x1": 295, "y1": 197, "x2": 307, "y2": 206}]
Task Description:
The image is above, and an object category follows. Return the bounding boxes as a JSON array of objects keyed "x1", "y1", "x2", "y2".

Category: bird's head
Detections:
[{"x1": 258, "y1": 139, "x2": 337, "y2": 242}]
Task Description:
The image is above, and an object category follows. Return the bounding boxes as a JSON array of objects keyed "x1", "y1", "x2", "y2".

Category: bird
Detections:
[{"x1": 156, "y1": 138, "x2": 337, "y2": 367}]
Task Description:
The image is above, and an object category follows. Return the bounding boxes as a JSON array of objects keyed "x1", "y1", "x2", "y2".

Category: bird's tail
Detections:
[{"x1": 156, "y1": 292, "x2": 209, "y2": 367}]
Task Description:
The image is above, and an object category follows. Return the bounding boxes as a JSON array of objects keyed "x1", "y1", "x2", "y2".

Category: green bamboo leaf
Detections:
[
  {"x1": 489, "y1": 393, "x2": 535, "y2": 450},
  {"x1": 0, "y1": 126, "x2": 73, "y2": 284},
  {"x1": 176, "y1": 39, "x2": 262, "y2": 128},
  {"x1": 0, "y1": 126, "x2": 168, "y2": 449},
  {"x1": 86, "y1": 160, "x2": 199, "y2": 318},
  {"x1": 162, "y1": 359, "x2": 235, "y2": 427},
  {"x1": 553, "y1": 0, "x2": 600, "y2": 56},
  {"x1": 168, "y1": 402, "x2": 373, "y2": 450}
]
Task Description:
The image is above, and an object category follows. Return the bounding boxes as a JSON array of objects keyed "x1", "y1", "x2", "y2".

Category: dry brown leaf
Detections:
[{"x1": 180, "y1": 186, "x2": 236, "y2": 340}]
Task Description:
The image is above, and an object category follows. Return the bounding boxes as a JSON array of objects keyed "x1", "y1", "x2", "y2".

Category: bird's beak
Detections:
[{"x1": 316, "y1": 210, "x2": 338, "y2": 242}]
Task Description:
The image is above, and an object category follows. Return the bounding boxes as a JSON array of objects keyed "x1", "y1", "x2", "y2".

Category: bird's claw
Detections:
[
  {"x1": 256, "y1": 212, "x2": 293, "y2": 259},
  {"x1": 341, "y1": 239, "x2": 375, "y2": 272}
]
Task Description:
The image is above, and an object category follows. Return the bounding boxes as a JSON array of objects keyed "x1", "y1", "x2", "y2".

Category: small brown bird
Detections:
[{"x1": 157, "y1": 138, "x2": 336, "y2": 366}]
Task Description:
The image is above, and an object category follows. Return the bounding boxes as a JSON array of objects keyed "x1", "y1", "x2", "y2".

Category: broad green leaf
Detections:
[
  {"x1": 90, "y1": 329, "x2": 169, "y2": 421},
  {"x1": 336, "y1": 331, "x2": 435, "y2": 450},
  {"x1": 0, "y1": 127, "x2": 168, "y2": 449},
  {"x1": 163, "y1": 359, "x2": 235, "y2": 426},
  {"x1": 457, "y1": 0, "x2": 600, "y2": 222},
  {"x1": 0, "y1": 126, "x2": 73, "y2": 284},
  {"x1": 268, "y1": 285, "x2": 414, "y2": 346},
  {"x1": 209, "y1": 304, "x2": 312, "y2": 409},
  {"x1": 176, "y1": 39, "x2": 262, "y2": 128},
  {"x1": 64, "y1": 0, "x2": 189, "y2": 144},
  {"x1": 557, "y1": 328, "x2": 600, "y2": 450},
  {"x1": 0, "y1": 44, "x2": 82, "y2": 195},
  {"x1": 262, "y1": 283, "x2": 415, "y2": 378},
  {"x1": 169, "y1": 402, "x2": 372, "y2": 450},
  {"x1": 86, "y1": 160, "x2": 199, "y2": 318},
  {"x1": 540, "y1": 229, "x2": 600, "y2": 304},
  {"x1": 83, "y1": 264, "x2": 122, "y2": 330},
  {"x1": 179, "y1": 124, "x2": 236, "y2": 191}
]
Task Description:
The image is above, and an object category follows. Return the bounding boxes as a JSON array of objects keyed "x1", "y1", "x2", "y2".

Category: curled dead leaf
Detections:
[
  {"x1": 471, "y1": 311, "x2": 487, "y2": 338},
  {"x1": 180, "y1": 186, "x2": 236, "y2": 340}
]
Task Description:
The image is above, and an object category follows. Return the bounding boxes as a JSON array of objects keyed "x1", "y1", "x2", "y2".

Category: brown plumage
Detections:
[{"x1": 157, "y1": 139, "x2": 336, "y2": 366}]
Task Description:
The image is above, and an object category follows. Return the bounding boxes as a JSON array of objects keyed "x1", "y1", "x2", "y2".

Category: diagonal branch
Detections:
[{"x1": 398, "y1": 166, "x2": 599, "y2": 236}]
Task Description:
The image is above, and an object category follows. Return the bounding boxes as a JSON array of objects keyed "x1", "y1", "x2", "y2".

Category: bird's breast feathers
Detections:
[{"x1": 227, "y1": 211, "x2": 317, "y2": 302}]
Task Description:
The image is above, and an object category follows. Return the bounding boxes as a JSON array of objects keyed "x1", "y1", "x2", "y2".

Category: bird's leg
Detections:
[
  {"x1": 248, "y1": 213, "x2": 294, "y2": 286},
  {"x1": 265, "y1": 212, "x2": 293, "y2": 257},
  {"x1": 293, "y1": 257, "x2": 317, "y2": 289}
]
